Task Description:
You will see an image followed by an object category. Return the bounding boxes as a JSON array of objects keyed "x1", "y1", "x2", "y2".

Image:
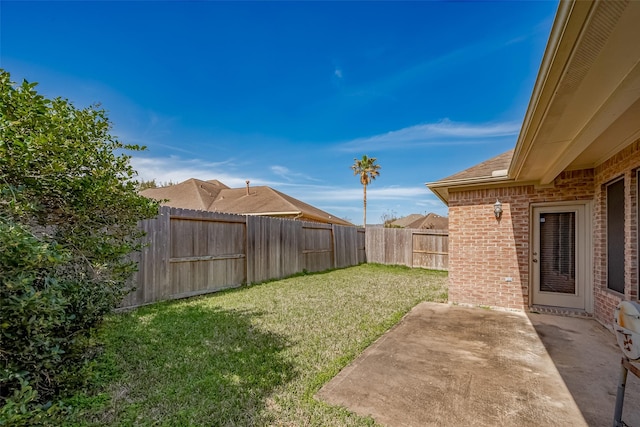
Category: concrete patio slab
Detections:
[{"x1": 317, "y1": 302, "x2": 640, "y2": 426}]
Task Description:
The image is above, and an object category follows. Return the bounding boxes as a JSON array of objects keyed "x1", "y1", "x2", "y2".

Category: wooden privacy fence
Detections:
[
  {"x1": 121, "y1": 206, "x2": 366, "y2": 308},
  {"x1": 365, "y1": 227, "x2": 448, "y2": 270}
]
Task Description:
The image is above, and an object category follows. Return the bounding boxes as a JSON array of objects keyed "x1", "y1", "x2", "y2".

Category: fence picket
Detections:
[
  {"x1": 366, "y1": 228, "x2": 448, "y2": 270},
  {"x1": 123, "y1": 208, "x2": 447, "y2": 309}
]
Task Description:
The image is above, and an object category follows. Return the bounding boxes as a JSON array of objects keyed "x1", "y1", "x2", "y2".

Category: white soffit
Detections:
[{"x1": 512, "y1": 0, "x2": 640, "y2": 184}]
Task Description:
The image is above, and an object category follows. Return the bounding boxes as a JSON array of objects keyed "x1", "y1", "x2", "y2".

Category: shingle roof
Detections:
[
  {"x1": 426, "y1": 149, "x2": 515, "y2": 205},
  {"x1": 406, "y1": 213, "x2": 449, "y2": 230},
  {"x1": 140, "y1": 178, "x2": 229, "y2": 211},
  {"x1": 438, "y1": 149, "x2": 514, "y2": 182},
  {"x1": 211, "y1": 185, "x2": 352, "y2": 225},
  {"x1": 390, "y1": 214, "x2": 425, "y2": 228},
  {"x1": 210, "y1": 186, "x2": 297, "y2": 214},
  {"x1": 141, "y1": 179, "x2": 352, "y2": 226}
]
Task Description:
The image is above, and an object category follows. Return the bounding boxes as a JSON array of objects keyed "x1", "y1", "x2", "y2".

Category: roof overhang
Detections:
[
  {"x1": 243, "y1": 211, "x2": 302, "y2": 216},
  {"x1": 242, "y1": 211, "x2": 353, "y2": 226},
  {"x1": 427, "y1": 0, "x2": 640, "y2": 206},
  {"x1": 428, "y1": 174, "x2": 547, "y2": 205},
  {"x1": 510, "y1": 0, "x2": 640, "y2": 184},
  {"x1": 427, "y1": 175, "x2": 513, "y2": 205}
]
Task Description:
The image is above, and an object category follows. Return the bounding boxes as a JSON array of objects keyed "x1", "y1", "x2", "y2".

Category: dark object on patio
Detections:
[{"x1": 612, "y1": 301, "x2": 640, "y2": 427}]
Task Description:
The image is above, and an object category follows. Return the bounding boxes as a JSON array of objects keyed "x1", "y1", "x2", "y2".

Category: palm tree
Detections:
[{"x1": 351, "y1": 155, "x2": 381, "y2": 227}]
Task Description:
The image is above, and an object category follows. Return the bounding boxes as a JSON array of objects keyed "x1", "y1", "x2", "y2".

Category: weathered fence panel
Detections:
[
  {"x1": 385, "y1": 228, "x2": 413, "y2": 267},
  {"x1": 123, "y1": 207, "x2": 364, "y2": 309},
  {"x1": 357, "y1": 229, "x2": 366, "y2": 264},
  {"x1": 125, "y1": 207, "x2": 447, "y2": 309},
  {"x1": 364, "y1": 228, "x2": 384, "y2": 264},
  {"x1": 169, "y1": 210, "x2": 246, "y2": 298},
  {"x1": 246, "y1": 216, "x2": 301, "y2": 284},
  {"x1": 302, "y1": 223, "x2": 334, "y2": 272},
  {"x1": 123, "y1": 207, "x2": 171, "y2": 308},
  {"x1": 412, "y1": 230, "x2": 448, "y2": 270},
  {"x1": 365, "y1": 227, "x2": 448, "y2": 270},
  {"x1": 333, "y1": 225, "x2": 361, "y2": 268}
]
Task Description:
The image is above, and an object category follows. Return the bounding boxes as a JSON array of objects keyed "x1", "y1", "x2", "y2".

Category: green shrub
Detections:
[
  {"x1": 0, "y1": 221, "x2": 72, "y2": 422},
  {"x1": 0, "y1": 69, "x2": 159, "y2": 423}
]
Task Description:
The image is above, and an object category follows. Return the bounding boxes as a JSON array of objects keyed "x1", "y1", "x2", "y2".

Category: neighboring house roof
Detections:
[
  {"x1": 406, "y1": 213, "x2": 449, "y2": 230},
  {"x1": 209, "y1": 185, "x2": 352, "y2": 226},
  {"x1": 390, "y1": 213, "x2": 449, "y2": 230},
  {"x1": 141, "y1": 179, "x2": 353, "y2": 226},
  {"x1": 427, "y1": 0, "x2": 640, "y2": 204},
  {"x1": 140, "y1": 178, "x2": 229, "y2": 211},
  {"x1": 390, "y1": 214, "x2": 425, "y2": 228}
]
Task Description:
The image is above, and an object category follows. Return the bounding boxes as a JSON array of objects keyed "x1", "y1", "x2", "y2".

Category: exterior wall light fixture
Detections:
[{"x1": 494, "y1": 199, "x2": 503, "y2": 219}]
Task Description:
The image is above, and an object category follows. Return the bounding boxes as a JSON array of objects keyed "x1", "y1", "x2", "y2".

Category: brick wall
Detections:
[
  {"x1": 448, "y1": 139, "x2": 640, "y2": 325},
  {"x1": 592, "y1": 140, "x2": 640, "y2": 324},
  {"x1": 449, "y1": 171, "x2": 594, "y2": 311}
]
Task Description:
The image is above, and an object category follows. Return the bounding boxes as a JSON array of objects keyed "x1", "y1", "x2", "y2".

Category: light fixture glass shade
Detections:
[{"x1": 494, "y1": 199, "x2": 503, "y2": 219}]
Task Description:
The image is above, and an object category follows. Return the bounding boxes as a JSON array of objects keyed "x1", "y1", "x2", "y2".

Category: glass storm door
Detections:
[{"x1": 532, "y1": 205, "x2": 588, "y2": 309}]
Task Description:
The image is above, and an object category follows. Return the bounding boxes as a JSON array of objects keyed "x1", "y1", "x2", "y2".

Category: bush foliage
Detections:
[{"x1": 0, "y1": 69, "x2": 159, "y2": 424}]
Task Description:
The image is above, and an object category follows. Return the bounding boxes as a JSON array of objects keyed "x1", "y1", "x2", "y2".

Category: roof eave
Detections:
[
  {"x1": 242, "y1": 211, "x2": 353, "y2": 226},
  {"x1": 243, "y1": 211, "x2": 302, "y2": 216},
  {"x1": 426, "y1": 176, "x2": 516, "y2": 206},
  {"x1": 509, "y1": 0, "x2": 584, "y2": 180}
]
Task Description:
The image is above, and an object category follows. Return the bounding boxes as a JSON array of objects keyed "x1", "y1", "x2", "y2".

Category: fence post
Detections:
[
  {"x1": 331, "y1": 224, "x2": 337, "y2": 269},
  {"x1": 126, "y1": 209, "x2": 368, "y2": 309}
]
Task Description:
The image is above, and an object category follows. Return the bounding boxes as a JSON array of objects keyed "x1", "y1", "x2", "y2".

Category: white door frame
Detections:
[{"x1": 530, "y1": 201, "x2": 593, "y2": 312}]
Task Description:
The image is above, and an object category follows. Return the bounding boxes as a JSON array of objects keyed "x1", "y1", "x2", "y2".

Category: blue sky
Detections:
[{"x1": 1, "y1": 0, "x2": 558, "y2": 224}]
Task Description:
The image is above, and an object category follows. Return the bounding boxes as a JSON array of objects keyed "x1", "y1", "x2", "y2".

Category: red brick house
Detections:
[{"x1": 427, "y1": 0, "x2": 640, "y2": 326}]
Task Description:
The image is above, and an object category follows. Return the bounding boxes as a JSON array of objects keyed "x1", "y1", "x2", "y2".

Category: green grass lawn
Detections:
[{"x1": 67, "y1": 264, "x2": 447, "y2": 426}]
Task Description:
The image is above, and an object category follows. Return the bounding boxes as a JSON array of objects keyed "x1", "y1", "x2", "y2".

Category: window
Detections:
[
  {"x1": 607, "y1": 178, "x2": 625, "y2": 293},
  {"x1": 540, "y1": 212, "x2": 576, "y2": 294}
]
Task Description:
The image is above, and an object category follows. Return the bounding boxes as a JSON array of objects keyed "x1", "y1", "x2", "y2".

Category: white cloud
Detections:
[
  {"x1": 271, "y1": 165, "x2": 290, "y2": 176},
  {"x1": 334, "y1": 68, "x2": 343, "y2": 79},
  {"x1": 129, "y1": 156, "x2": 446, "y2": 222},
  {"x1": 288, "y1": 185, "x2": 430, "y2": 202},
  {"x1": 337, "y1": 119, "x2": 520, "y2": 152},
  {"x1": 270, "y1": 165, "x2": 320, "y2": 183},
  {"x1": 276, "y1": 182, "x2": 446, "y2": 223},
  {"x1": 420, "y1": 119, "x2": 520, "y2": 137},
  {"x1": 130, "y1": 156, "x2": 256, "y2": 187}
]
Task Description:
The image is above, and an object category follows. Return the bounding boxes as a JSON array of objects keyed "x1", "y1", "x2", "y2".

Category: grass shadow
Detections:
[
  {"x1": 68, "y1": 265, "x2": 448, "y2": 426},
  {"x1": 80, "y1": 302, "x2": 296, "y2": 426}
]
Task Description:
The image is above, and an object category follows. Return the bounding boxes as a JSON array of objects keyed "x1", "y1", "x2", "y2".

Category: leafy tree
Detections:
[
  {"x1": 159, "y1": 179, "x2": 177, "y2": 187},
  {"x1": 137, "y1": 179, "x2": 177, "y2": 191},
  {"x1": 137, "y1": 178, "x2": 158, "y2": 190},
  {"x1": 351, "y1": 155, "x2": 381, "y2": 227},
  {"x1": 0, "y1": 69, "x2": 159, "y2": 423},
  {"x1": 381, "y1": 210, "x2": 401, "y2": 228}
]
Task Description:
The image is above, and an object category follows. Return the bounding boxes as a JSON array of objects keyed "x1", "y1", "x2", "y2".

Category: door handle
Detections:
[{"x1": 533, "y1": 259, "x2": 538, "y2": 263}]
